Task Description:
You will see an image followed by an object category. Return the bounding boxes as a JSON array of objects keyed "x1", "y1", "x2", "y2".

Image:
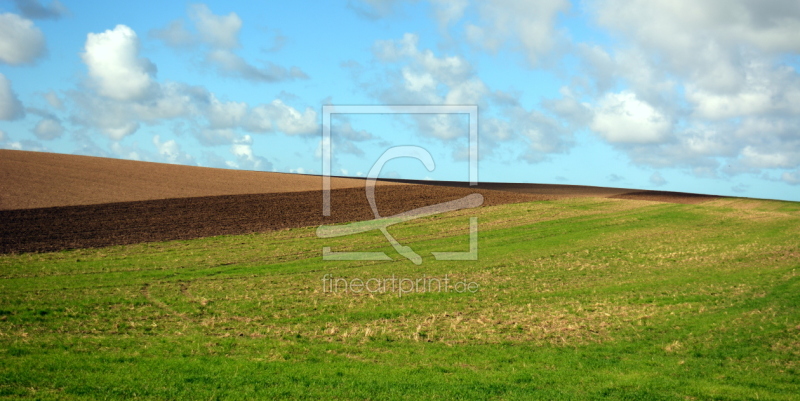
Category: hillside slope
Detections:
[{"x1": 0, "y1": 150, "x2": 395, "y2": 210}]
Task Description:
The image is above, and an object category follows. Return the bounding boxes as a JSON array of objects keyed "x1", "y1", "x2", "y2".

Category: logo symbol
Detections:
[{"x1": 317, "y1": 105, "x2": 480, "y2": 265}]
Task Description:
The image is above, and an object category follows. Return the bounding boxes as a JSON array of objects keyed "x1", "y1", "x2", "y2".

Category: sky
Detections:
[{"x1": 1, "y1": 0, "x2": 800, "y2": 201}]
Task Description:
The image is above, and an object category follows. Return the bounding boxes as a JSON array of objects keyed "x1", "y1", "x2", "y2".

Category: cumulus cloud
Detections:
[
  {"x1": 510, "y1": 107, "x2": 573, "y2": 162},
  {"x1": 228, "y1": 135, "x2": 272, "y2": 171},
  {"x1": 32, "y1": 117, "x2": 63, "y2": 140},
  {"x1": 71, "y1": 63, "x2": 318, "y2": 142},
  {"x1": 593, "y1": 0, "x2": 800, "y2": 66},
  {"x1": 0, "y1": 13, "x2": 46, "y2": 65},
  {"x1": 204, "y1": 94, "x2": 247, "y2": 129},
  {"x1": 153, "y1": 135, "x2": 196, "y2": 165},
  {"x1": 574, "y1": 0, "x2": 800, "y2": 179},
  {"x1": 0, "y1": 73, "x2": 25, "y2": 120},
  {"x1": 0, "y1": 88, "x2": 25, "y2": 125},
  {"x1": 10, "y1": 0, "x2": 68, "y2": 20},
  {"x1": 591, "y1": 91, "x2": 672, "y2": 144},
  {"x1": 465, "y1": 0, "x2": 570, "y2": 65},
  {"x1": 430, "y1": 0, "x2": 468, "y2": 27},
  {"x1": 375, "y1": 34, "x2": 474, "y2": 89},
  {"x1": 150, "y1": 4, "x2": 242, "y2": 49},
  {"x1": 190, "y1": 3, "x2": 241, "y2": 49},
  {"x1": 81, "y1": 25, "x2": 156, "y2": 101},
  {"x1": 544, "y1": 94, "x2": 591, "y2": 125},
  {"x1": 368, "y1": 32, "x2": 576, "y2": 160},
  {"x1": 782, "y1": 170, "x2": 800, "y2": 185},
  {"x1": 686, "y1": 61, "x2": 800, "y2": 120},
  {"x1": 371, "y1": 33, "x2": 487, "y2": 140},
  {"x1": 242, "y1": 100, "x2": 317, "y2": 135},
  {"x1": 151, "y1": 4, "x2": 308, "y2": 83},
  {"x1": 69, "y1": 81, "x2": 201, "y2": 140}
]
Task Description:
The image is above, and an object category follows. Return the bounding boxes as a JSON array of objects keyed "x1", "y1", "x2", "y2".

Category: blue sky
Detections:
[{"x1": 1, "y1": 0, "x2": 800, "y2": 201}]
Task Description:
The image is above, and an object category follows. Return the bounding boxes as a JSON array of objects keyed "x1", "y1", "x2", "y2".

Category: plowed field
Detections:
[{"x1": 0, "y1": 150, "x2": 719, "y2": 253}]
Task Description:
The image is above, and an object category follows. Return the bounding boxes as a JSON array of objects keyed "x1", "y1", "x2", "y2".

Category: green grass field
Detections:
[{"x1": 2, "y1": 197, "x2": 799, "y2": 399}]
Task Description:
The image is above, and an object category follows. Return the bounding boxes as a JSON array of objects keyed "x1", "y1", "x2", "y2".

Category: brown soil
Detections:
[
  {"x1": 0, "y1": 149, "x2": 401, "y2": 210},
  {"x1": 0, "y1": 150, "x2": 722, "y2": 254},
  {"x1": 0, "y1": 185, "x2": 552, "y2": 254},
  {"x1": 610, "y1": 191, "x2": 719, "y2": 204},
  {"x1": 379, "y1": 178, "x2": 633, "y2": 197}
]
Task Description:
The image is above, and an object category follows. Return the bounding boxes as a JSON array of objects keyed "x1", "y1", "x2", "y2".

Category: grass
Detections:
[{"x1": 1, "y1": 196, "x2": 799, "y2": 399}]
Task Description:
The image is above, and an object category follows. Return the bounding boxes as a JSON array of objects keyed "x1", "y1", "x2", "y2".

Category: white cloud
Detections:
[
  {"x1": 593, "y1": 0, "x2": 800, "y2": 65},
  {"x1": 243, "y1": 100, "x2": 317, "y2": 135},
  {"x1": 375, "y1": 34, "x2": 472, "y2": 87},
  {"x1": 686, "y1": 62, "x2": 800, "y2": 120},
  {"x1": 444, "y1": 78, "x2": 489, "y2": 105},
  {"x1": 430, "y1": 0, "x2": 468, "y2": 27},
  {"x1": 205, "y1": 94, "x2": 247, "y2": 129},
  {"x1": 151, "y1": 4, "x2": 308, "y2": 83},
  {"x1": 32, "y1": 117, "x2": 63, "y2": 140},
  {"x1": 189, "y1": 3, "x2": 241, "y2": 49},
  {"x1": 543, "y1": 91, "x2": 594, "y2": 128},
  {"x1": 371, "y1": 34, "x2": 494, "y2": 141},
  {"x1": 369, "y1": 32, "x2": 577, "y2": 159},
  {"x1": 482, "y1": 118, "x2": 513, "y2": 141},
  {"x1": 578, "y1": 0, "x2": 800, "y2": 178},
  {"x1": 466, "y1": 0, "x2": 570, "y2": 65},
  {"x1": 740, "y1": 146, "x2": 794, "y2": 169},
  {"x1": 109, "y1": 141, "x2": 142, "y2": 161},
  {"x1": 782, "y1": 170, "x2": 800, "y2": 185},
  {"x1": 153, "y1": 135, "x2": 195, "y2": 165},
  {"x1": 229, "y1": 135, "x2": 272, "y2": 171},
  {"x1": 0, "y1": 13, "x2": 46, "y2": 65},
  {"x1": 0, "y1": 129, "x2": 7, "y2": 142},
  {"x1": 70, "y1": 81, "x2": 200, "y2": 140},
  {"x1": 512, "y1": 107, "x2": 573, "y2": 162},
  {"x1": 81, "y1": 25, "x2": 156, "y2": 101},
  {"x1": 591, "y1": 91, "x2": 671, "y2": 144},
  {"x1": 6, "y1": 139, "x2": 47, "y2": 152},
  {"x1": 0, "y1": 73, "x2": 25, "y2": 120}
]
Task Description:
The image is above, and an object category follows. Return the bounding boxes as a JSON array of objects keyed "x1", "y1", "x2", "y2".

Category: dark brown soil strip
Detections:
[
  {"x1": 609, "y1": 191, "x2": 719, "y2": 204},
  {"x1": 0, "y1": 185, "x2": 553, "y2": 254}
]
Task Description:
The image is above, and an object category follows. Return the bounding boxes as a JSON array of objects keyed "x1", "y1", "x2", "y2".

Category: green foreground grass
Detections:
[{"x1": 1, "y1": 196, "x2": 799, "y2": 400}]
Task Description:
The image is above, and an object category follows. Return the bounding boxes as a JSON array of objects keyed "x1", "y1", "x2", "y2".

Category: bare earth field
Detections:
[
  {"x1": 0, "y1": 150, "x2": 719, "y2": 253},
  {"x1": 0, "y1": 149, "x2": 398, "y2": 210}
]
